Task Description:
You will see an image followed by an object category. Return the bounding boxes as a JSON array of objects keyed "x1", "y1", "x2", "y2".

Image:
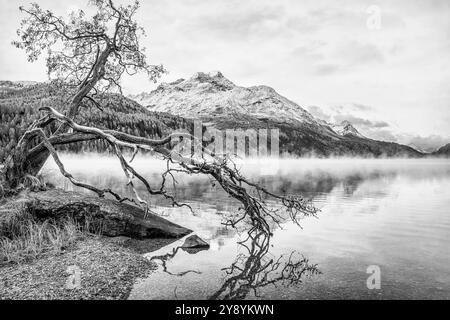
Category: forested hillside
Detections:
[{"x1": 0, "y1": 81, "x2": 192, "y2": 162}]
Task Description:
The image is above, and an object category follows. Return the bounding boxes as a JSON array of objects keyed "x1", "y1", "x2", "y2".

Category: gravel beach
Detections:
[{"x1": 0, "y1": 236, "x2": 157, "y2": 300}]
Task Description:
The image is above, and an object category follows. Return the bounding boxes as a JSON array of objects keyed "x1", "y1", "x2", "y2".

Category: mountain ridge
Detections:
[
  {"x1": 1, "y1": 78, "x2": 446, "y2": 159},
  {"x1": 129, "y1": 71, "x2": 425, "y2": 158},
  {"x1": 433, "y1": 143, "x2": 450, "y2": 157}
]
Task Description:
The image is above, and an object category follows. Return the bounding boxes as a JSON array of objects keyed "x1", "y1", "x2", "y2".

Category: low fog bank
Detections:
[
  {"x1": 41, "y1": 152, "x2": 450, "y2": 181},
  {"x1": 39, "y1": 153, "x2": 450, "y2": 211}
]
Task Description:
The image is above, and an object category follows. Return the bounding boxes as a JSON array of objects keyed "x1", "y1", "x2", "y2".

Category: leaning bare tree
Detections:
[{"x1": 0, "y1": 0, "x2": 317, "y2": 234}]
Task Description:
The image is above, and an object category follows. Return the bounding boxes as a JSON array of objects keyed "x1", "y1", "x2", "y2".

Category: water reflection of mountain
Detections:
[
  {"x1": 255, "y1": 171, "x2": 397, "y2": 196},
  {"x1": 46, "y1": 165, "x2": 400, "y2": 205}
]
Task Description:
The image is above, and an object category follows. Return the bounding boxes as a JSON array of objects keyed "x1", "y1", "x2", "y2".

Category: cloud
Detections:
[
  {"x1": 334, "y1": 114, "x2": 390, "y2": 128},
  {"x1": 372, "y1": 121, "x2": 391, "y2": 128},
  {"x1": 335, "y1": 41, "x2": 385, "y2": 68},
  {"x1": 290, "y1": 43, "x2": 325, "y2": 63},
  {"x1": 314, "y1": 64, "x2": 341, "y2": 75},
  {"x1": 307, "y1": 105, "x2": 389, "y2": 129},
  {"x1": 307, "y1": 40, "x2": 385, "y2": 76},
  {"x1": 363, "y1": 129, "x2": 399, "y2": 143},
  {"x1": 307, "y1": 105, "x2": 332, "y2": 122},
  {"x1": 286, "y1": 6, "x2": 364, "y2": 33},
  {"x1": 352, "y1": 103, "x2": 373, "y2": 111},
  {"x1": 183, "y1": 3, "x2": 286, "y2": 41},
  {"x1": 396, "y1": 134, "x2": 450, "y2": 153}
]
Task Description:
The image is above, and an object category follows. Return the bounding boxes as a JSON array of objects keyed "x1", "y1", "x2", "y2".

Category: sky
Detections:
[{"x1": 1, "y1": 0, "x2": 449, "y2": 151}]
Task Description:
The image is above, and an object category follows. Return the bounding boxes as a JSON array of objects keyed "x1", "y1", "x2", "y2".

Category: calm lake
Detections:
[{"x1": 42, "y1": 156, "x2": 450, "y2": 299}]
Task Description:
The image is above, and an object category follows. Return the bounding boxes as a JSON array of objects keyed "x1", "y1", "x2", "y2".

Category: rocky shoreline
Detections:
[{"x1": 0, "y1": 188, "x2": 194, "y2": 300}]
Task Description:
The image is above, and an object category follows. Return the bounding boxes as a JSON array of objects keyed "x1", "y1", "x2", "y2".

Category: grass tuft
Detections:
[{"x1": 0, "y1": 205, "x2": 99, "y2": 265}]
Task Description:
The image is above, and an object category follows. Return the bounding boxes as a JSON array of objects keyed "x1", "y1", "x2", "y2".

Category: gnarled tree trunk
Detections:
[{"x1": 2, "y1": 133, "x2": 48, "y2": 192}]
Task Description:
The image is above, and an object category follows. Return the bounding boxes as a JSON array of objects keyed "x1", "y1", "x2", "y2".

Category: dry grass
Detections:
[{"x1": 0, "y1": 205, "x2": 97, "y2": 265}]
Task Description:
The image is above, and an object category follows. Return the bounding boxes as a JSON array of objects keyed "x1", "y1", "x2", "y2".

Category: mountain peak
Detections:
[
  {"x1": 340, "y1": 120, "x2": 352, "y2": 127},
  {"x1": 152, "y1": 71, "x2": 236, "y2": 94},
  {"x1": 332, "y1": 121, "x2": 365, "y2": 138},
  {"x1": 187, "y1": 71, "x2": 235, "y2": 90},
  {"x1": 191, "y1": 70, "x2": 224, "y2": 80}
]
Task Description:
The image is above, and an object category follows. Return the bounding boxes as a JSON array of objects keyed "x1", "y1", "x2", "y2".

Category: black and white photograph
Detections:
[{"x1": 0, "y1": 0, "x2": 449, "y2": 308}]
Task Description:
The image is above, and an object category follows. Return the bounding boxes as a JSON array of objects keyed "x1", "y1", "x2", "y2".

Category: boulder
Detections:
[
  {"x1": 181, "y1": 235, "x2": 210, "y2": 249},
  {"x1": 0, "y1": 189, "x2": 192, "y2": 239}
]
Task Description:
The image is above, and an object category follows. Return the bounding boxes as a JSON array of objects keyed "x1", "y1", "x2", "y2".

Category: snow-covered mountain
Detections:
[
  {"x1": 129, "y1": 71, "x2": 317, "y2": 125},
  {"x1": 129, "y1": 71, "x2": 423, "y2": 157},
  {"x1": 331, "y1": 121, "x2": 365, "y2": 138}
]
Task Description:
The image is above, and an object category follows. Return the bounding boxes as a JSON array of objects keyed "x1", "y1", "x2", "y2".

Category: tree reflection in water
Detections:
[
  {"x1": 149, "y1": 230, "x2": 320, "y2": 299},
  {"x1": 209, "y1": 230, "x2": 320, "y2": 300},
  {"x1": 150, "y1": 246, "x2": 205, "y2": 277}
]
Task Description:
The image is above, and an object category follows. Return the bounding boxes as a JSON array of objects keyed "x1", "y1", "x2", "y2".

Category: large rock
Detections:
[
  {"x1": 0, "y1": 189, "x2": 191, "y2": 239},
  {"x1": 180, "y1": 235, "x2": 210, "y2": 254},
  {"x1": 181, "y1": 235, "x2": 210, "y2": 248}
]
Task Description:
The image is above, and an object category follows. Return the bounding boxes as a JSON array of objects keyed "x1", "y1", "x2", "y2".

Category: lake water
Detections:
[{"x1": 42, "y1": 156, "x2": 450, "y2": 299}]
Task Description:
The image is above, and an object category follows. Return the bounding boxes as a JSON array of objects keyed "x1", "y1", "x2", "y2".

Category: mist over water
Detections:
[{"x1": 42, "y1": 156, "x2": 450, "y2": 299}]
